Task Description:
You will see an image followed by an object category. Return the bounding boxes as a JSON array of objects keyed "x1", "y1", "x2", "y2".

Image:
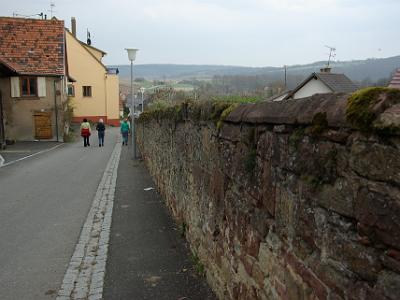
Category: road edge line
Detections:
[{"x1": 1, "y1": 144, "x2": 64, "y2": 168}]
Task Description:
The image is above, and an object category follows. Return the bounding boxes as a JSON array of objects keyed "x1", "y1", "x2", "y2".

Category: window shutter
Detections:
[
  {"x1": 37, "y1": 77, "x2": 46, "y2": 97},
  {"x1": 10, "y1": 77, "x2": 20, "y2": 98}
]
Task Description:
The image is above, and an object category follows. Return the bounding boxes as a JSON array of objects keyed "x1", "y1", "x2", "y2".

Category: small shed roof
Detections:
[
  {"x1": 316, "y1": 72, "x2": 358, "y2": 93},
  {"x1": 0, "y1": 17, "x2": 65, "y2": 76}
]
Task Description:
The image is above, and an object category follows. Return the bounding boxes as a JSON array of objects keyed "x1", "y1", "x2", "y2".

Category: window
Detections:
[
  {"x1": 83, "y1": 86, "x2": 92, "y2": 97},
  {"x1": 67, "y1": 84, "x2": 75, "y2": 96},
  {"x1": 10, "y1": 77, "x2": 46, "y2": 98},
  {"x1": 21, "y1": 77, "x2": 37, "y2": 96}
]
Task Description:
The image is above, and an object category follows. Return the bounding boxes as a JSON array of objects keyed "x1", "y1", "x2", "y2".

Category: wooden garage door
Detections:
[{"x1": 33, "y1": 112, "x2": 52, "y2": 139}]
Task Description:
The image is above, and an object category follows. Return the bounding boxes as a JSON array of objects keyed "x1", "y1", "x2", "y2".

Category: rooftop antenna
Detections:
[
  {"x1": 49, "y1": 2, "x2": 56, "y2": 18},
  {"x1": 325, "y1": 45, "x2": 336, "y2": 67},
  {"x1": 12, "y1": 12, "x2": 45, "y2": 19},
  {"x1": 87, "y1": 29, "x2": 92, "y2": 45}
]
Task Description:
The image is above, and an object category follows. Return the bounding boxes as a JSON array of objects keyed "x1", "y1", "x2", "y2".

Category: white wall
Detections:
[{"x1": 293, "y1": 78, "x2": 332, "y2": 99}]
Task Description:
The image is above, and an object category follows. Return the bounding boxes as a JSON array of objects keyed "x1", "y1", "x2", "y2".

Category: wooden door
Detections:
[{"x1": 33, "y1": 112, "x2": 52, "y2": 139}]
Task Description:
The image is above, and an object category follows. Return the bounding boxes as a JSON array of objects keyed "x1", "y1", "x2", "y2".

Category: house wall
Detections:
[
  {"x1": 67, "y1": 31, "x2": 106, "y2": 121},
  {"x1": 105, "y1": 74, "x2": 120, "y2": 126},
  {"x1": 293, "y1": 78, "x2": 332, "y2": 99},
  {"x1": 66, "y1": 31, "x2": 119, "y2": 125},
  {"x1": 0, "y1": 76, "x2": 65, "y2": 141}
]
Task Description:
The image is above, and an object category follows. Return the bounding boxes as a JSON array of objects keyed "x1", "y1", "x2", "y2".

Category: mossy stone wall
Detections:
[{"x1": 137, "y1": 93, "x2": 400, "y2": 300}]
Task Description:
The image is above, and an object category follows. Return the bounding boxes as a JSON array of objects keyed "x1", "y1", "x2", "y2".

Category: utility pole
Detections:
[{"x1": 284, "y1": 65, "x2": 287, "y2": 90}]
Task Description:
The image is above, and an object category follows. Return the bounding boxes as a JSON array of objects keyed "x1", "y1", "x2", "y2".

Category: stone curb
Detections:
[{"x1": 56, "y1": 141, "x2": 122, "y2": 300}]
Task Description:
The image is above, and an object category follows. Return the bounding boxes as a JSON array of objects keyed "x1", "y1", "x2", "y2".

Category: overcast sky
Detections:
[{"x1": 2, "y1": 0, "x2": 399, "y2": 66}]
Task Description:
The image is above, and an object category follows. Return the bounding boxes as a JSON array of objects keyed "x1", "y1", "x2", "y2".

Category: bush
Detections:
[{"x1": 346, "y1": 87, "x2": 400, "y2": 132}]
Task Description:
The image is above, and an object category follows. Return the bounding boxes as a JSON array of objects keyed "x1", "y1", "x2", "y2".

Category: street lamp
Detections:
[
  {"x1": 125, "y1": 48, "x2": 138, "y2": 159},
  {"x1": 140, "y1": 87, "x2": 145, "y2": 112}
]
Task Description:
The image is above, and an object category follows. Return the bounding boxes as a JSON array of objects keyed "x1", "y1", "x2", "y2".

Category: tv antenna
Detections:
[
  {"x1": 325, "y1": 45, "x2": 336, "y2": 67},
  {"x1": 49, "y1": 2, "x2": 56, "y2": 18},
  {"x1": 87, "y1": 29, "x2": 92, "y2": 45},
  {"x1": 13, "y1": 12, "x2": 46, "y2": 19}
]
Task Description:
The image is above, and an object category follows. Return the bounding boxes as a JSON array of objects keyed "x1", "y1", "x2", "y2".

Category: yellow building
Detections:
[{"x1": 66, "y1": 18, "x2": 120, "y2": 126}]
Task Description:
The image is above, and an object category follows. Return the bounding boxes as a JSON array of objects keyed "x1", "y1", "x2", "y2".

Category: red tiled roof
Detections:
[
  {"x1": 389, "y1": 68, "x2": 400, "y2": 89},
  {"x1": 0, "y1": 17, "x2": 65, "y2": 76}
]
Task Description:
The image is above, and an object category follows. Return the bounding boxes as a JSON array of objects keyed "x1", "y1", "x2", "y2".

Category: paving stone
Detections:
[
  {"x1": 56, "y1": 144, "x2": 122, "y2": 300},
  {"x1": 88, "y1": 294, "x2": 102, "y2": 300}
]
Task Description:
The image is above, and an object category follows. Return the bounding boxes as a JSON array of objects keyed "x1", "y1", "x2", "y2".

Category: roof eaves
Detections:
[
  {"x1": 17, "y1": 72, "x2": 64, "y2": 77},
  {"x1": 0, "y1": 59, "x2": 18, "y2": 74},
  {"x1": 79, "y1": 41, "x2": 107, "y2": 55}
]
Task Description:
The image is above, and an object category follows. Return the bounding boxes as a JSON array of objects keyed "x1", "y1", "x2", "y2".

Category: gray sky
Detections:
[{"x1": 2, "y1": 0, "x2": 400, "y2": 66}]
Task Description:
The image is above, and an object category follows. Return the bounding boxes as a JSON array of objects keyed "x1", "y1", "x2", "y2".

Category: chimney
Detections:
[
  {"x1": 320, "y1": 67, "x2": 331, "y2": 73},
  {"x1": 71, "y1": 17, "x2": 76, "y2": 37}
]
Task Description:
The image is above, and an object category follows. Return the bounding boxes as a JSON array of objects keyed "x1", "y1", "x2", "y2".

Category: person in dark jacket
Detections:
[{"x1": 96, "y1": 119, "x2": 106, "y2": 147}]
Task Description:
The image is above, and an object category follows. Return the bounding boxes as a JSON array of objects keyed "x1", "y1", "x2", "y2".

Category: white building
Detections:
[{"x1": 271, "y1": 68, "x2": 358, "y2": 101}]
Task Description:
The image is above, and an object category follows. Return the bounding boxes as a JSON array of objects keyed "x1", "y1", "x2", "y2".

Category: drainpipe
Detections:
[
  {"x1": 0, "y1": 90, "x2": 5, "y2": 148},
  {"x1": 54, "y1": 79, "x2": 59, "y2": 142},
  {"x1": 104, "y1": 73, "x2": 108, "y2": 124}
]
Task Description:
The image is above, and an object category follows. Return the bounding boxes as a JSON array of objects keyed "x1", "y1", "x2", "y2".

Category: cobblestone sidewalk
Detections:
[{"x1": 56, "y1": 141, "x2": 122, "y2": 300}]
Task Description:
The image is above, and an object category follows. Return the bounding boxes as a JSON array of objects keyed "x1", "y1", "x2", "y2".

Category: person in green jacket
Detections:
[{"x1": 120, "y1": 118, "x2": 130, "y2": 146}]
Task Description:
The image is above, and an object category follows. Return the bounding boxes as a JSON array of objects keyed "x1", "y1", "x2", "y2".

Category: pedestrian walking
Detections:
[
  {"x1": 96, "y1": 119, "x2": 106, "y2": 147},
  {"x1": 80, "y1": 118, "x2": 91, "y2": 147},
  {"x1": 120, "y1": 118, "x2": 130, "y2": 146}
]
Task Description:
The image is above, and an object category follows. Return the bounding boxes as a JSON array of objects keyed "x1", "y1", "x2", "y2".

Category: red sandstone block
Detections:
[
  {"x1": 284, "y1": 250, "x2": 329, "y2": 299},
  {"x1": 273, "y1": 278, "x2": 290, "y2": 300}
]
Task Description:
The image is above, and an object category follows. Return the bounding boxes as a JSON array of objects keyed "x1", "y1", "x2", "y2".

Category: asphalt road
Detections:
[{"x1": 0, "y1": 128, "x2": 119, "y2": 300}]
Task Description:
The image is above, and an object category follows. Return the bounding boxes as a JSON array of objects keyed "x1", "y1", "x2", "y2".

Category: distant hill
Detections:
[{"x1": 111, "y1": 55, "x2": 400, "y2": 83}]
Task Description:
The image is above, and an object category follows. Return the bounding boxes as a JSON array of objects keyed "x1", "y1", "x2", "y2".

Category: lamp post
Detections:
[{"x1": 125, "y1": 48, "x2": 138, "y2": 159}]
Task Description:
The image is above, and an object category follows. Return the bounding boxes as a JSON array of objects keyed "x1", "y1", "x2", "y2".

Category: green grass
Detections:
[{"x1": 190, "y1": 252, "x2": 206, "y2": 277}]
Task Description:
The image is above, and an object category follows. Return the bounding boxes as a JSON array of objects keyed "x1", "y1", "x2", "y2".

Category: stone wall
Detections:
[{"x1": 137, "y1": 93, "x2": 400, "y2": 300}]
